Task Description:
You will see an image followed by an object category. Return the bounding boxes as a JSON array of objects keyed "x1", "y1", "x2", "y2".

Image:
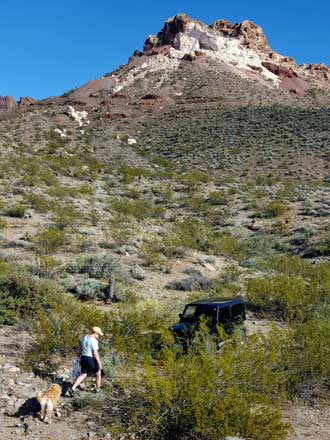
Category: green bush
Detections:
[
  {"x1": 0, "y1": 218, "x2": 7, "y2": 230},
  {"x1": 247, "y1": 274, "x2": 307, "y2": 319},
  {"x1": 76, "y1": 278, "x2": 103, "y2": 300},
  {"x1": 112, "y1": 198, "x2": 164, "y2": 221},
  {"x1": 0, "y1": 269, "x2": 57, "y2": 325},
  {"x1": 5, "y1": 203, "x2": 27, "y2": 218},
  {"x1": 128, "y1": 329, "x2": 289, "y2": 440},
  {"x1": 68, "y1": 253, "x2": 119, "y2": 279},
  {"x1": 178, "y1": 169, "x2": 211, "y2": 189},
  {"x1": 118, "y1": 165, "x2": 154, "y2": 184},
  {"x1": 51, "y1": 204, "x2": 80, "y2": 230},
  {"x1": 260, "y1": 201, "x2": 286, "y2": 218},
  {"x1": 24, "y1": 193, "x2": 52, "y2": 213},
  {"x1": 247, "y1": 256, "x2": 330, "y2": 319},
  {"x1": 286, "y1": 306, "x2": 330, "y2": 392},
  {"x1": 213, "y1": 232, "x2": 248, "y2": 261},
  {"x1": 173, "y1": 218, "x2": 212, "y2": 252},
  {"x1": 140, "y1": 239, "x2": 168, "y2": 268},
  {"x1": 33, "y1": 227, "x2": 66, "y2": 254},
  {"x1": 27, "y1": 293, "x2": 112, "y2": 363},
  {"x1": 207, "y1": 191, "x2": 229, "y2": 206}
]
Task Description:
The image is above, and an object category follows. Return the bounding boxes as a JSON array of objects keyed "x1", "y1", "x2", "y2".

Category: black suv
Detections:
[{"x1": 170, "y1": 297, "x2": 246, "y2": 348}]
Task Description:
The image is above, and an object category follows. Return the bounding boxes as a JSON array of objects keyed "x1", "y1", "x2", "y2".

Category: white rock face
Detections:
[
  {"x1": 67, "y1": 106, "x2": 89, "y2": 127},
  {"x1": 127, "y1": 137, "x2": 137, "y2": 145},
  {"x1": 169, "y1": 20, "x2": 280, "y2": 86}
]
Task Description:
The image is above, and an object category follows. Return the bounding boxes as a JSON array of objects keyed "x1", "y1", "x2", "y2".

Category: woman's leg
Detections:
[
  {"x1": 72, "y1": 372, "x2": 87, "y2": 390},
  {"x1": 95, "y1": 370, "x2": 101, "y2": 390}
]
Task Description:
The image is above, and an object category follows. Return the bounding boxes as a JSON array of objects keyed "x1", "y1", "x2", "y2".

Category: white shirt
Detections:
[{"x1": 81, "y1": 335, "x2": 99, "y2": 357}]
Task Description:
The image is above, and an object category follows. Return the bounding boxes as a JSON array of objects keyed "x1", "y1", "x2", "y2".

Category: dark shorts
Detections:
[{"x1": 80, "y1": 355, "x2": 99, "y2": 375}]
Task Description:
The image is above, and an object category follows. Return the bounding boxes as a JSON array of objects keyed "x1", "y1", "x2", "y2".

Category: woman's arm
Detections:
[{"x1": 93, "y1": 350, "x2": 102, "y2": 370}]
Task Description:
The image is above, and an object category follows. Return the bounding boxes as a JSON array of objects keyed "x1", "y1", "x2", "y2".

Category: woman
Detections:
[{"x1": 68, "y1": 326, "x2": 104, "y2": 395}]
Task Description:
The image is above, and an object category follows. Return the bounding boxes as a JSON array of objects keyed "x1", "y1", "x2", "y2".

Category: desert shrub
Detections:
[
  {"x1": 255, "y1": 175, "x2": 279, "y2": 186},
  {"x1": 276, "y1": 180, "x2": 298, "y2": 201},
  {"x1": 33, "y1": 256, "x2": 61, "y2": 277},
  {"x1": 213, "y1": 232, "x2": 248, "y2": 261},
  {"x1": 112, "y1": 198, "x2": 164, "y2": 221},
  {"x1": 0, "y1": 218, "x2": 7, "y2": 230},
  {"x1": 118, "y1": 165, "x2": 154, "y2": 184},
  {"x1": 111, "y1": 302, "x2": 171, "y2": 356},
  {"x1": 33, "y1": 227, "x2": 66, "y2": 254},
  {"x1": 162, "y1": 233, "x2": 186, "y2": 258},
  {"x1": 140, "y1": 239, "x2": 168, "y2": 268},
  {"x1": 47, "y1": 183, "x2": 95, "y2": 198},
  {"x1": 76, "y1": 278, "x2": 103, "y2": 300},
  {"x1": 247, "y1": 257, "x2": 330, "y2": 319},
  {"x1": 27, "y1": 293, "x2": 112, "y2": 363},
  {"x1": 45, "y1": 151, "x2": 101, "y2": 180},
  {"x1": 179, "y1": 169, "x2": 211, "y2": 189},
  {"x1": 247, "y1": 275, "x2": 307, "y2": 319},
  {"x1": 260, "y1": 201, "x2": 286, "y2": 218},
  {"x1": 107, "y1": 214, "x2": 137, "y2": 246},
  {"x1": 111, "y1": 280, "x2": 139, "y2": 304},
  {"x1": 67, "y1": 253, "x2": 119, "y2": 279},
  {"x1": 5, "y1": 203, "x2": 27, "y2": 218},
  {"x1": 151, "y1": 184, "x2": 174, "y2": 203},
  {"x1": 308, "y1": 226, "x2": 330, "y2": 257},
  {"x1": 220, "y1": 264, "x2": 241, "y2": 285},
  {"x1": 207, "y1": 191, "x2": 229, "y2": 206},
  {"x1": 167, "y1": 274, "x2": 215, "y2": 291},
  {"x1": 24, "y1": 193, "x2": 52, "y2": 213},
  {"x1": 286, "y1": 306, "x2": 330, "y2": 392},
  {"x1": 173, "y1": 218, "x2": 212, "y2": 252},
  {"x1": 246, "y1": 234, "x2": 285, "y2": 258},
  {"x1": 51, "y1": 204, "x2": 80, "y2": 230},
  {"x1": 128, "y1": 329, "x2": 289, "y2": 440},
  {"x1": 0, "y1": 269, "x2": 57, "y2": 325},
  {"x1": 182, "y1": 194, "x2": 211, "y2": 215},
  {"x1": 46, "y1": 129, "x2": 67, "y2": 153}
]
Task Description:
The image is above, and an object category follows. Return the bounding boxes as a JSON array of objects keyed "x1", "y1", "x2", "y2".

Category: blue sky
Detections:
[{"x1": 1, "y1": 0, "x2": 329, "y2": 100}]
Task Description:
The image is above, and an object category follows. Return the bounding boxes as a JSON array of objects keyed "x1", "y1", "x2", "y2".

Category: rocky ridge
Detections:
[{"x1": 1, "y1": 13, "x2": 330, "y2": 112}]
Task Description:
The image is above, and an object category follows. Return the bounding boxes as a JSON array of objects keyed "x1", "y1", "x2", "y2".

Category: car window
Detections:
[
  {"x1": 195, "y1": 306, "x2": 217, "y2": 320},
  {"x1": 219, "y1": 306, "x2": 231, "y2": 322},
  {"x1": 182, "y1": 305, "x2": 197, "y2": 318},
  {"x1": 232, "y1": 303, "x2": 245, "y2": 319}
]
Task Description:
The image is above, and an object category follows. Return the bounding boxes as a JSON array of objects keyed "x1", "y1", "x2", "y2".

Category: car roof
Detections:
[{"x1": 186, "y1": 297, "x2": 245, "y2": 308}]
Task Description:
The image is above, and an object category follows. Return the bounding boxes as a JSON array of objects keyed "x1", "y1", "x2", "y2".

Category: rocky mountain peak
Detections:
[{"x1": 145, "y1": 14, "x2": 272, "y2": 57}]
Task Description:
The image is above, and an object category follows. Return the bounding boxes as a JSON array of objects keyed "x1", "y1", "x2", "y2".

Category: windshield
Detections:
[{"x1": 182, "y1": 305, "x2": 217, "y2": 322}]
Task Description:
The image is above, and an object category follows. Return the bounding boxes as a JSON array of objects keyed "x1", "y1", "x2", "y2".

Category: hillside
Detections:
[{"x1": 0, "y1": 13, "x2": 330, "y2": 440}]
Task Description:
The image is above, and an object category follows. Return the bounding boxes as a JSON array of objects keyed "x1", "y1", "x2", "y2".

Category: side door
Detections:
[{"x1": 218, "y1": 305, "x2": 233, "y2": 334}]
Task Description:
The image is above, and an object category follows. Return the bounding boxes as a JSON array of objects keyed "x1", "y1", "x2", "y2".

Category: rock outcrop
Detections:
[
  {"x1": 211, "y1": 19, "x2": 271, "y2": 53},
  {"x1": 302, "y1": 63, "x2": 330, "y2": 80},
  {"x1": 0, "y1": 96, "x2": 36, "y2": 113},
  {"x1": 17, "y1": 96, "x2": 36, "y2": 109},
  {"x1": 0, "y1": 96, "x2": 16, "y2": 111},
  {"x1": 140, "y1": 13, "x2": 329, "y2": 95},
  {"x1": 262, "y1": 62, "x2": 297, "y2": 79}
]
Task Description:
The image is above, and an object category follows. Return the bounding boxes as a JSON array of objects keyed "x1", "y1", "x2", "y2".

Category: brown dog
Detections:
[{"x1": 36, "y1": 384, "x2": 62, "y2": 423}]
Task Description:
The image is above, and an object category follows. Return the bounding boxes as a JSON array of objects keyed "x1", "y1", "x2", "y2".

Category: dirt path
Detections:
[{"x1": 0, "y1": 325, "x2": 111, "y2": 440}]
